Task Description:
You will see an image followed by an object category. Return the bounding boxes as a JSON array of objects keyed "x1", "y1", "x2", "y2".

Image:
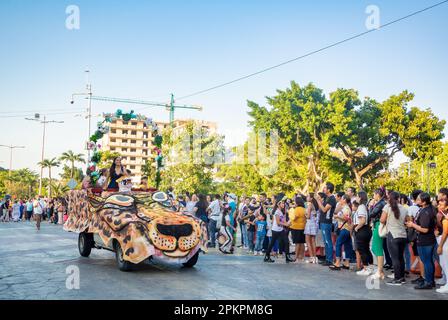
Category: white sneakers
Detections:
[
  {"x1": 356, "y1": 268, "x2": 372, "y2": 276},
  {"x1": 436, "y1": 285, "x2": 448, "y2": 294},
  {"x1": 306, "y1": 257, "x2": 318, "y2": 264},
  {"x1": 436, "y1": 278, "x2": 447, "y2": 286}
]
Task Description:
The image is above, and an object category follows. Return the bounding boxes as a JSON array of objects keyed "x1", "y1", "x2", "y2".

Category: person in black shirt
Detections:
[
  {"x1": 315, "y1": 182, "x2": 337, "y2": 266},
  {"x1": 246, "y1": 199, "x2": 260, "y2": 253},
  {"x1": 406, "y1": 192, "x2": 437, "y2": 290},
  {"x1": 193, "y1": 194, "x2": 209, "y2": 223}
]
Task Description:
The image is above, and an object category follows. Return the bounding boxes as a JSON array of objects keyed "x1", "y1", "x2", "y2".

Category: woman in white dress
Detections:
[
  {"x1": 305, "y1": 195, "x2": 319, "y2": 263},
  {"x1": 12, "y1": 201, "x2": 21, "y2": 222}
]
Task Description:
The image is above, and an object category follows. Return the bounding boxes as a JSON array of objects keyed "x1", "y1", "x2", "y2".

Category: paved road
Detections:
[{"x1": 0, "y1": 221, "x2": 446, "y2": 300}]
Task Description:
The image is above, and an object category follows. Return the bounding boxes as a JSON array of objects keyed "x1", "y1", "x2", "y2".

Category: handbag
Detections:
[
  {"x1": 335, "y1": 221, "x2": 347, "y2": 236},
  {"x1": 378, "y1": 222, "x2": 388, "y2": 238}
]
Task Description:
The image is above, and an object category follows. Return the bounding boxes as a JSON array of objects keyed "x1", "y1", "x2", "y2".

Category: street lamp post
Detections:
[{"x1": 25, "y1": 114, "x2": 64, "y2": 195}]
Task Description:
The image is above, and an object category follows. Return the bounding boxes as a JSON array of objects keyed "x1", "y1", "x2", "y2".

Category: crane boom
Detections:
[{"x1": 88, "y1": 94, "x2": 202, "y2": 127}]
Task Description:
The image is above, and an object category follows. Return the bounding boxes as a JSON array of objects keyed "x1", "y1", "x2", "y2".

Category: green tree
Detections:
[
  {"x1": 97, "y1": 150, "x2": 121, "y2": 169},
  {"x1": 59, "y1": 150, "x2": 85, "y2": 178},
  {"x1": 246, "y1": 82, "x2": 348, "y2": 193},
  {"x1": 60, "y1": 165, "x2": 84, "y2": 182},
  {"x1": 160, "y1": 121, "x2": 225, "y2": 194},
  {"x1": 38, "y1": 158, "x2": 60, "y2": 197},
  {"x1": 50, "y1": 182, "x2": 70, "y2": 198},
  {"x1": 435, "y1": 143, "x2": 448, "y2": 190},
  {"x1": 332, "y1": 90, "x2": 445, "y2": 189}
]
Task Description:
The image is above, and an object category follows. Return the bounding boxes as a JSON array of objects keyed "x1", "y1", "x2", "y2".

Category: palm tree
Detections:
[
  {"x1": 51, "y1": 182, "x2": 70, "y2": 198},
  {"x1": 59, "y1": 150, "x2": 85, "y2": 179},
  {"x1": 38, "y1": 158, "x2": 60, "y2": 197},
  {"x1": 17, "y1": 168, "x2": 39, "y2": 198}
]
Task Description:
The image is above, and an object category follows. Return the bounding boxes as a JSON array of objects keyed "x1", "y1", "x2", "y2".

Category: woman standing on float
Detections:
[{"x1": 107, "y1": 156, "x2": 128, "y2": 190}]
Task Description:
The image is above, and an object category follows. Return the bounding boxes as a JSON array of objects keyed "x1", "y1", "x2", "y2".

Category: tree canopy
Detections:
[{"x1": 221, "y1": 82, "x2": 445, "y2": 193}]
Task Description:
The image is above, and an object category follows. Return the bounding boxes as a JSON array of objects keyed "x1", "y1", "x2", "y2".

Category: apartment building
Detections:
[{"x1": 102, "y1": 118, "x2": 217, "y2": 183}]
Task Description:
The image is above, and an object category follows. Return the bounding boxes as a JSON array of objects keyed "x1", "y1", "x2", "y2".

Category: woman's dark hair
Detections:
[
  {"x1": 197, "y1": 194, "x2": 208, "y2": 209},
  {"x1": 399, "y1": 194, "x2": 410, "y2": 206},
  {"x1": 411, "y1": 189, "x2": 423, "y2": 202},
  {"x1": 439, "y1": 188, "x2": 448, "y2": 198},
  {"x1": 318, "y1": 192, "x2": 327, "y2": 201},
  {"x1": 418, "y1": 192, "x2": 432, "y2": 206},
  {"x1": 109, "y1": 156, "x2": 122, "y2": 178},
  {"x1": 272, "y1": 200, "x2": 285, "y2": 215},
  {"x1": 336, "y1": 192, "x2": 345, "y2": 199},
  {"x1": 342, "y1": 194, "x2": 351, "y2": 204},
  {"x1": 388, "y1": 191, "x2": 401, "y2": 219},
  {"x1": 309, "y1": 194, "x2": 319, "y2": 211},
  {"x1": 374, "y1": 188, "x2": 385, "y2": 198},
  {"x1": 295, "y1": 196, "x2": 305, "y2": 208},
  {"x1": 357, "y1": 191, "x2": 368, "y2": 205}
]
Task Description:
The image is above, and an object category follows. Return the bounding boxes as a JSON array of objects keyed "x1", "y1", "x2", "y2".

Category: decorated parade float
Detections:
[{"x1": 63, "y1": 110, "x2": 208, "y2": 271}]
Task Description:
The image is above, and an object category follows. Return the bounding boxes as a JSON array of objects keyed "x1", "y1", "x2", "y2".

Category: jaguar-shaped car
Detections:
[{"x1": 64, "y1": 189, "x2": 208, "y2": 271}]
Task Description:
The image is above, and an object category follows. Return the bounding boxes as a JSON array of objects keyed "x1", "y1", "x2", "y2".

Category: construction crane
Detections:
[{"x1": 73, "y1": 93, "x2": 203, "y2": 127}]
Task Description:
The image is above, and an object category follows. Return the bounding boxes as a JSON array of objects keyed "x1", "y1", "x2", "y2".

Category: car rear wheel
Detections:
[
  {"x1": 115, "y1": 242, "x2": 134, "y2": 272},
  {"x1": 182, "y1": 251, "x2": 199, "y2": 268},
  {"x1": 78, "y1": 232, "x2": 93, "y2": 257}
]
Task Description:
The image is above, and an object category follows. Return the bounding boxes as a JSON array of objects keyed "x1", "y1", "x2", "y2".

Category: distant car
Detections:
[{"x1": 64, "y1": 189, "x2": 208, "y2": 271}]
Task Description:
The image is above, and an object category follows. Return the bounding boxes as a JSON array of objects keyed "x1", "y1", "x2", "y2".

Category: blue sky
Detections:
[{"x1": 0, "y1": 0, "x2": 447, "y2": 176}]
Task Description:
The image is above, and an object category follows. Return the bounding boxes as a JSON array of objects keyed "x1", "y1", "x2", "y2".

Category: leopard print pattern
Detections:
[{"x1": 64, "y1": 190, "x2": 208, "y2": 264}]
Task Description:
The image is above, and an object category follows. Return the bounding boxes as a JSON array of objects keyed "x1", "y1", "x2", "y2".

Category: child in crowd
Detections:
[
  {"x1": 139, "y1": 176, "x2": 149, "y2": 190},
  {"x1": 254, "y1": 213, "x2": 267, "y2": 255}
]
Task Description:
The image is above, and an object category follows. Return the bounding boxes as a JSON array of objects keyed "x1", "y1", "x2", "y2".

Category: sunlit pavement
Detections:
[{"x1": 0, "y1": 221, "x2": 446, "y2": 300}]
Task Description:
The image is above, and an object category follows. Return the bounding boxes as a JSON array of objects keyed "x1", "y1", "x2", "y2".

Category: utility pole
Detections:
[
  {"x1": 0, "y1": 145, "x2": 25, "y2": 177},
  {"x1": 71, "y1": 69, "x2": 93, "y2": 165},
  {"x1": 0, "y1": 144, "x2": 25, "y2": 193},
  {"x1": 25, "y1": 114, "x2": 64, "y2": 195},
  {"x1": 169, "y1": 93, "x2": 175, "y2": 127}
]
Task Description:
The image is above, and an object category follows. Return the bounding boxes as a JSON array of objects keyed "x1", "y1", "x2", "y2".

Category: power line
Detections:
[
  {"x1": 177, "y1": 0, "x2": 448, "y2": 101},
  {"x1": 0, "y1": 110, "x2": 85, "y2": 119},
  {"x1": 0, "y1": 107, "x2": 84, "y2": 114}
]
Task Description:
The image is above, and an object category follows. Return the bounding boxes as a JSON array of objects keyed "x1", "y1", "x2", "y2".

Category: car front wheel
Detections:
[
  {"x1": 115, "y1": 242, "x2": 134, "y2": 272},
  {"x1": 182, "y1": 251, "x2": 199, "y2": 268},
  {"x1": 78, "y1": 232, "x2": 93, "y2": 257}
]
